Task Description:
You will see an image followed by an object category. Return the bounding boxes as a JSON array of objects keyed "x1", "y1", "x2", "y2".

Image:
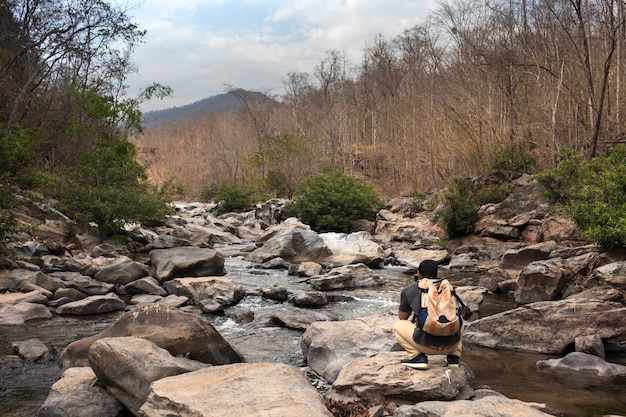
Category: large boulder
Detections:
[
  {"x1": 138, "y1": 363, "x2": 333, "y2": 417},
  {"x1": 49, "y1": 271, "x2": 114, "y2": 295},
  {"x1": 93, "y1": 256, "x2": 151, "y2": 285},
  {"x1": 162, "y1": 276, "x2": 244, "y2": 306},
  {"x1": 245, "y1": 220, "x2": 332, "y2": 264},
  {"x1": 55, "y1": 293, "x2": 126, "y2": 316},
  {"x1": 58, "y1": 303, "x2": 244, "y2": 369},
  {"x1": 88, "y1": 337, "x2": 208, "y2": 415},
  {"x1": 150, "y1": 247, "x2": 225, "y2": 282},
  {"x1": 327, "y1": 352, "x2": 474, "y2": 404},
  {"x1": 464, "y1": 287, "x2": 626, "y2": 353},
  {"x1": 393, "y1": 248, "x2": 449, "y2": 269},
  {"x1": 499, "y1": 241, "x2": 558, "y2": 271},
  {"x1": 0, "y1": 302, "x2": 52, "y2": 325},
  {"x1": 38, "y1": 367, "x2": 124, "y2": 417},
  {"x1": 308, "y1": 263, "x2": 384, "y2": 291},
  {"x1": 319, "y1": 231, "x2": 385, "y2": 267},
  {"x1": 0, "y1": 269, "x2": 62, "y2": 292},
  {"x1": 514, "y1": 252, "x2": 599, "y2": 304},
  {"x1": 301, "y1": 314, "x2": 397, "y2": 383}
]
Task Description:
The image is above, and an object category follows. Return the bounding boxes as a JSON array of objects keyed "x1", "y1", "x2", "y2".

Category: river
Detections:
[{"x1": 1, "y1": 250, "x2": 625, "y2": 417}]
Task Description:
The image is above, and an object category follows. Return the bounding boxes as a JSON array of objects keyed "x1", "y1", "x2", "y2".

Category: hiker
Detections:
[{"x1": 392, "y1": 259, "x2": 463, "y2": 369}]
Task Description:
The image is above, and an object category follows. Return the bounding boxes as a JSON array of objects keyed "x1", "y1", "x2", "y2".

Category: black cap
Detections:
[{"x1": 418, "y1": 260, "x2": 438, "y2": 278}]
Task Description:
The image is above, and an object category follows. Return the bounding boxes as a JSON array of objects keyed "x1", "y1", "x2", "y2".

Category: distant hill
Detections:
[{"x1": 141, "y1": 93, "x2": 242, "y2": 129}]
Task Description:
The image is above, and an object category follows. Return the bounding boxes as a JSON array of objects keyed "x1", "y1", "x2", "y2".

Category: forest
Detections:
[
  {"x1": 135, "y1": 0, "x2": 626, "y2": 199},
  {"x1": 0, "y1": 0, "x2": 624, "y2": 247}
]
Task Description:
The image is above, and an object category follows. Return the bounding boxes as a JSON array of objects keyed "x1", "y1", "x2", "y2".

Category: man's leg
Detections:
[{"x1": 392, "y1": 320, "x2": 421, "y2": 358}]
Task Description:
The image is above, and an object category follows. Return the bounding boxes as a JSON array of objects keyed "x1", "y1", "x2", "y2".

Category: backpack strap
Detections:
[{"x1": 451, "y1": 289, "x2": 466, "y2": 309}]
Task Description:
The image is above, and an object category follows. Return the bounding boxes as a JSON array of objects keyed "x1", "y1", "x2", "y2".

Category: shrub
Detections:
[
  {"x1": 536, "y1": 145, "x2": 626, "y2": 250},
  {"x1": 486, "y1": 141, "x2": 537, "y2": 174},
  {"x1": 285, "y1": 172, "x2": 383, "y2": 233},
  {"x1": 0, "y1": 124, "x2": 46, "y2": 246},
  {"x1": 214, "y1": 183, "x2": 256, "y2": 214},
  {"x1": 439, "y1": 177, "x2": 479, "y2": 239},
  {"x1": 52, "y1": 139, "x2": 175, "y2": 236},
  {"x1": 535, "y1": 147, "x2": 583, "y2": 204}
]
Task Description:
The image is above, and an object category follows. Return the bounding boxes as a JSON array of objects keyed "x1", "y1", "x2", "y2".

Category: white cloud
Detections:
[{"x1": 127, "y1": 0, "x2": 436, "y2": 111}]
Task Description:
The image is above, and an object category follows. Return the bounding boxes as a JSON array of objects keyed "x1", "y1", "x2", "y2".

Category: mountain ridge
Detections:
[{"x1": 141, "y1": 93, "x2": 241, "y2": 129}]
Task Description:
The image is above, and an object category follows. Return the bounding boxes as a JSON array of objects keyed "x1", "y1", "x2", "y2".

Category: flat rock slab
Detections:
[
  {"x1": 327, "y1": 351, "x2": 474, "y2": 405},
  {"x1": 139, "y1": 363, "x2": 332, "y2": 417}
]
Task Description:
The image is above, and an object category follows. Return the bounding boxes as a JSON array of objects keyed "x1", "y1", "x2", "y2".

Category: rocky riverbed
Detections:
[{"x1": 1, "y1": 171, "x2": 625, "y2": 416}]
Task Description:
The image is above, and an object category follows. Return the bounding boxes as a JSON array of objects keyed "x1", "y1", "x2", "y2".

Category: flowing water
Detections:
[{"x1": 1, "y1": 248, "x2": 625, "y2": 417}]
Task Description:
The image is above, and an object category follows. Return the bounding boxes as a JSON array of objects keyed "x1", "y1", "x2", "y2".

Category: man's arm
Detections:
[{"x1": 398, "y1": 310, "x2": 411, "y2": 320}]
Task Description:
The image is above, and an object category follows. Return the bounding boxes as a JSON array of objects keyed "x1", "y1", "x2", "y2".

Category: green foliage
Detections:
[
  {"x1": 285, "y1": 172, "x2": 383, "y2": 233},
  {"x1": 52, "y1": 139, "x2": 174, "y2": 236},
  {"x1": 486, "y1": 141, "x2": 537, "y2": 173},
  {"x1": 536, "y1": 145, "x2": 626, "y2": 250},
  {"x1": 474, "y1": 184, "x2": 513, "y2": 205},
  {"x1": 0, "y1": 124, "x2": 46, "y2": 188},
  {"x1": 535, "y1": 147, "x2": 583, "y2": 204},
  {"x1": 439, "y1": 177, "x2": 479, "y2": 239},
  {"x1": 0, "y1": 124, "x2": 46, "y2": 244},
  {"x1": 214, "y1": 183, "x2": 256, "y2": 214}
]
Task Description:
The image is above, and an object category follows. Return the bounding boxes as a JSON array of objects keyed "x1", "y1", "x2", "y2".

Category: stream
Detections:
[{"x1": 1, "y1": 248, "x2": 625, "y2": 417}]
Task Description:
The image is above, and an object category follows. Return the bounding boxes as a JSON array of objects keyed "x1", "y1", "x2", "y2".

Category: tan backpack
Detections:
[{"x1": 416, "y1": 278, "x2": 464, "y2": 336}]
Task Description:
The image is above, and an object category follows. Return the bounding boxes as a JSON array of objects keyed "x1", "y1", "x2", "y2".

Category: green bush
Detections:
[
  {"x1": 536, "y1": 145, "x2": 626, "y2": 250},
  {"x1": 214, "y1": 183, "x2": 255, "y2": 214},
  {"x1": 486, "y1": 141, "x2": 537, "y2": 174},
  {"x1": 52, "y1": 139, "x2": 175, "y2": 236},
  {"x1": 439, "y1": 177, "x2": 479, "y2": 239},
  {"x1": 535, "y1": 147, "x2": 583, "y2": 204},
  {"x1": 0, "y1": 124, "x2": 46, "y2": 245},
  {"x1": 285, "y1": 172, "x2": 383, "y2": 233}
]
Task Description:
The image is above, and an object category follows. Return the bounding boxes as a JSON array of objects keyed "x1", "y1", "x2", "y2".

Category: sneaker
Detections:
[
  {"x1": 402, "y1": 353, "x2": 428, "y2": 370},
  {"x1": 446, "y1": 355, "x2": 460, "y2": 367}
]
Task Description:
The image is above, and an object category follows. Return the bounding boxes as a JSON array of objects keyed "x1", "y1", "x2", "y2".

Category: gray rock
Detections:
[
  {"x1": 12, "y1": 338, "x2": 51, "y2": 362},
  {"x1": 245, "y1": 218, "x2": 332, "y2": 264},
  {"x1": 327, "y1": 352, "x2": 473, "y2": 404},
  {"x1": 536, "y1": 351, "x2": 626, "y2": 377},
  {"x1": 271, "y1": 306, "x2": 334, "y2": 330},
  {"x1": 464, "y1": 289, "x2": 626, "y2": 353},
  {"x1": 93, "y1": 256, "x2": 151, "y2": 285},
  {"x1": 0, "y1": 290, "x2": 48, "y2": 306},
  {"x1": 163, "y1": 276, "x2": 244, "y2": 306},
  {"x1": 49, "y1": 271, "x2": 114, "y2": 295},
  {"x1": 309, "y1": 263, "x2": 384, "y2": 291},
  {"x1": 37, "y1": 367, "x2": 123, "y2": 417},
  {"x1": 575, "y1": 334, "x2": 605, "y2": 359},
  {"x1": 394, "y1": 390, "x2": 554, "y2": 417},
  {"x1": 139, "y1": 363, "x2": 333, "y2": 417},
  {"x1": 0, "y1": 302, "x2": 52, "y2": 325},
  {"x1": 58, "y1": 303, "x2": 244, "y2": 369},
  {"x1": 1, "y1": 269, "x2": 62, "y2": 292},
  {"x1": 55, "y1": 293, "x2": 126, "y2": 316},
  {"x1": 301, "y1": 314, "x2": 397, "y2": 383},
  {"x1": 514, "y1": 252, "x2": 598, "y2": 304},
  {"x1": 291, "y1": 290, "x2": 329, "y2": 307},
  {"x1": 121, "y1": 276, "x2": 168, "y2": 296},
  {"x1": 320, "y1": 231, "x2": 385, "y2": 267},
  {"x1": 150, "y1": 247, "x2": 225, "y2": 282},
  {"x1": 88, "y1": 337, "x2": 208, "y2": 415}
]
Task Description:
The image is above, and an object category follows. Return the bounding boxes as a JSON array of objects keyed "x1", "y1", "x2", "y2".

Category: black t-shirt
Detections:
[{"x1": 399, "y1": 281, "x2": 461, "y2": 347}]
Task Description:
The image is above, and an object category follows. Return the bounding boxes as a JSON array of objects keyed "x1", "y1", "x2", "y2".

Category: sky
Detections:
[{"x1": 125, "y1": 0, "x2": 437, "y2": 111}]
